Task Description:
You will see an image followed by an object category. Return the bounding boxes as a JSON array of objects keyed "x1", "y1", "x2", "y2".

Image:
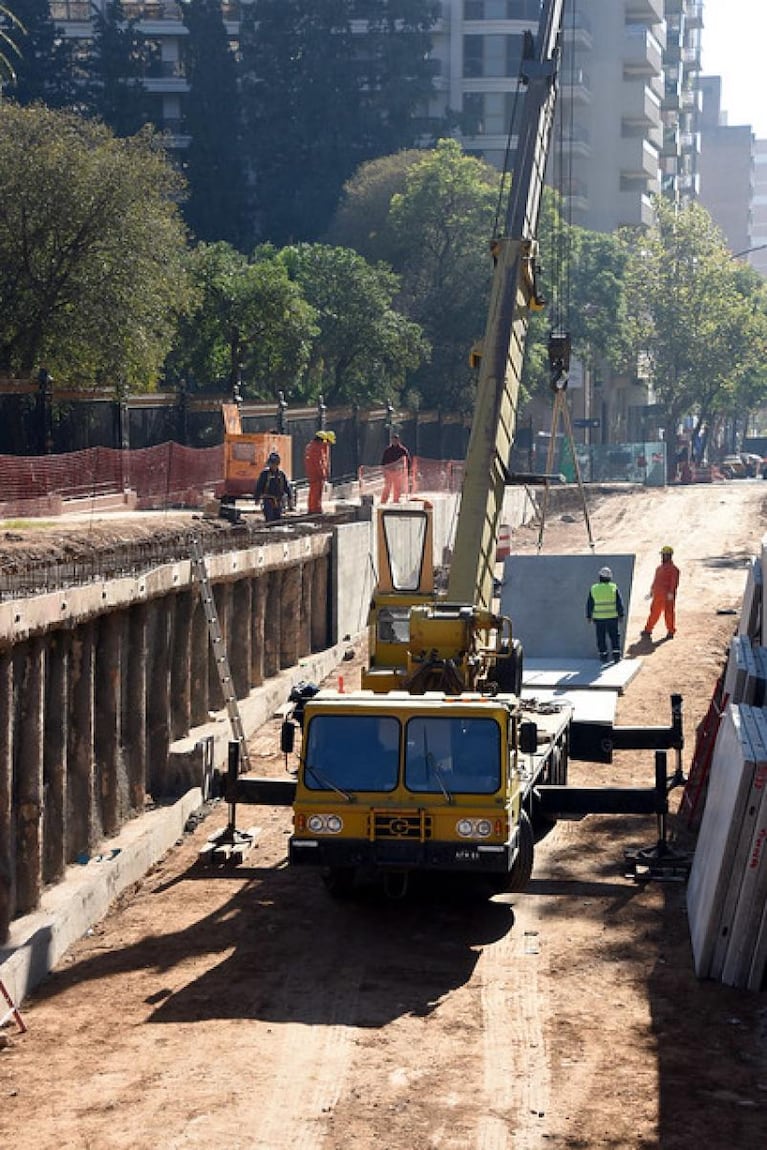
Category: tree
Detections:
[
  {"x1": 4, "y1": 0, "x2": 74, "y2": 107},
  {"x1": 325, "y1": 148, "x2": 426, "y2": 263},
  {"x1": 620, "y1": 198, "x2": 767, "y2": 449},
  {"x1": 0, "y1": 4, "x2": 24, "y2": 91},
  {"x1": 277, "y1": 243, "x2": 429, "y2": 405},
  {"x1": 181, "y1": 0, "x2": 247, "y2": 247},
  {"x1": 385, "y1": 139, "x2": 499, "y2": 410},
  {"x1": 81, "y1": 0, "x2": 152, "y2": 137},
  {"x1": 166, "y1": 242, "x2": 318, "y2": 398},
  {"x1": 0, "y1": 103, "x2": 193, "y2": 389},
  {"x1": 239, "y1": 0, "x2": 439, "y2": 245}
]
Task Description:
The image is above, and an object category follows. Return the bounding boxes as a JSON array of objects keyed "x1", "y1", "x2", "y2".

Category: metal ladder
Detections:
[{"x1": 189, "y1": 535, "x2": 251, "y2": 774}]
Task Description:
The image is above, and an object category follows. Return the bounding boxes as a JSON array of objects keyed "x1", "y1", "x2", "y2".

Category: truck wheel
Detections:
[
  {"x1": 506, "y1": 810, "x2": 534, "y2": 892},
  {"x1": 321, "y1": 867, "x2": 357, "y2": 899}
]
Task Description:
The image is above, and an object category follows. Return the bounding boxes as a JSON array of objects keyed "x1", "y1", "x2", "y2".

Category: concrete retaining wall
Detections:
[{"x1": 0, "y1": 486, "x2": 541, "y2": 946}]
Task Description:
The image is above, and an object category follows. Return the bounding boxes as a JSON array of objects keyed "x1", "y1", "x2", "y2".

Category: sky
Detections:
[{"x1": 700, "y1": 0, "x2": 767, "y2": 138}]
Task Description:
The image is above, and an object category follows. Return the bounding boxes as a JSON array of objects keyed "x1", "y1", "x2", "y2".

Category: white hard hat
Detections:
[{"x1": 598, "y1": 566, "x2": 613, "y2": 580}]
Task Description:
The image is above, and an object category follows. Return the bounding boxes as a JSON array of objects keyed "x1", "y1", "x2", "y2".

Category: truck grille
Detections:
[{"x1": 371, "y1": 811, "x2": 432, "y2": 841}]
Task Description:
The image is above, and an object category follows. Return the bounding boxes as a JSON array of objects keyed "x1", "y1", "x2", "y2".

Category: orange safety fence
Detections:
[
  {"x1": 0, "y1": 442, "x2": 224, "y2": 516},
  {"x1": 358, "y1": 456, "x2": 464, "y2": 500}
]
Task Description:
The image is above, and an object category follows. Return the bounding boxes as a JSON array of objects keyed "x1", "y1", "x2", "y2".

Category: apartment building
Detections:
[
  {"x1": 429, "y1": 1, "x2": 705, "y2": 231},
  {"x1": 750, "y1": 141, "x2": 767, "y2": 278},
  {"x1": 697, "y1": 75, "x2": 754, "y2": 260}
]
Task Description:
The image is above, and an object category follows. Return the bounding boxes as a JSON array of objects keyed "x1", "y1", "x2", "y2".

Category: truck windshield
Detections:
[
  {"x1": 404, "y1": 716, "x2": 501, "y2": 795},
  {"x1": 303, "y1": 714, "x2": 400, "y2": 792}
]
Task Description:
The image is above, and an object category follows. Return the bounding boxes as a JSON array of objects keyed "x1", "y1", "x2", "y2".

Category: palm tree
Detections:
[{"x1": 0, "y1": 4, "x2": 24, "y2": 95}]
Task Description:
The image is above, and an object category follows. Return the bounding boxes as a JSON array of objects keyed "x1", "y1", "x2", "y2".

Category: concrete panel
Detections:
[
  {"x1": 522, "y1": 658, "x2": 641, "y2": 693},
  {"x1": 738, "y1": 555, "x2": 762, "y2": 640},
  {"x1": 687, "y1": 705, "x2": 756, "y2": 978},
  {"x1": 501, "y1": 554, "x2": 635, "y2": 660},
  {"x1": 720, "y1": 707, "x2": 767, "y2": 988},
  {"x1": 332, "y1": 521, "x2": 375, "y2": 643}
]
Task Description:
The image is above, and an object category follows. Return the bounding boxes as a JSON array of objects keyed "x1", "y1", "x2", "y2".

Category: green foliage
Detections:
[
  {"x1": 0, "y1": 4, "x2": 24, "y2": 88},
  {"x1": 80, "y1": 0, "x2": 152, "y2": 137},
  {"x1": 385, "y1": 139, "x2": 500, "y2": 410},
  {"x1": 0, "y1": 103, "x2": 192, "y2": 390},
  {"x1": 277, "y1": 243, "x2": 429, "y2": 405},
  {"x1": 620, "y1": 198, "x2": 767, "y2": 437},
  {"x1": 239, "y1": 0, "x2": 439, "y2": 245},
  {"x1": 325, "y1": 149, "x2": 426, "y2": 263},
  {"x1": 3, "y1": 0, "x2": 74, "y2": 107},
  {"x1": 167, "y1": 242, "x2": 318, "y2": 398},
  {"x1": 181, "y1": 0, "x2": 247, "y2": 247}
]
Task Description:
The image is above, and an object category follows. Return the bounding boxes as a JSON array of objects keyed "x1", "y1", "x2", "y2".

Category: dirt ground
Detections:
[{"x1": 2, "y1": 483, "x2": 767, "y2": 1150}]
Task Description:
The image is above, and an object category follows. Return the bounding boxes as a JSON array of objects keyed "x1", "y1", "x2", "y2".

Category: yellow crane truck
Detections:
[
  {"x1": 227, "y1": 0, "x2": 686, "y2": 893},
  {"x1": 285, "y1": 0, "x2": 574, "y2": 897}
]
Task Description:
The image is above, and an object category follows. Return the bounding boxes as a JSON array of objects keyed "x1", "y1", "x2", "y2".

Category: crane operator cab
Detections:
[{"x1": 362, "y1": 503, "x2": 522, "y2": 698}]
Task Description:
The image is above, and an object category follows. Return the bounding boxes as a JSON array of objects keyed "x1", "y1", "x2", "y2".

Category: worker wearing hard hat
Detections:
[
  {"x1": 641, "y1": 545, "x2": 680, "y2": 640},
  {"x1": 304, "y1": 430, "x2": 335, "y2": 514},
  {"x1": 254, "y1": 451, "x2": 292, "y2": 522},
  {"x1": 586, "y1": 565, "x2": 625, "y2": 665}
]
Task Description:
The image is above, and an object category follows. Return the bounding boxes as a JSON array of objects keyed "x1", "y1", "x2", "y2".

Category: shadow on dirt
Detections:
[{"x1": 28, "y1": 864, "x2": 515, "y2": 1028}]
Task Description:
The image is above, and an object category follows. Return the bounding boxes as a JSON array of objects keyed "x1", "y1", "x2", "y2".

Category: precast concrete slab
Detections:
[
  {"x1": 521, "y1": 687, "x2": 619, "y2": 726},
  {"x1": 522, "y1": 657, "x2": 642, "y2": 693},
  {"x1": 502, "y1": 553, "x2": 636, "y2": 660}
]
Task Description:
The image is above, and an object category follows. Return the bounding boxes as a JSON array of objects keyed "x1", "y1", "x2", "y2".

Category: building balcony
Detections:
[
  {"x1": 624, "y1": 0, "x2": 664, "y2": 26},
  {"x1": 619, "y1": 136, "x2": 659, "y2": 180},
  {"x1": 615, "y1": 190, "x2": 656, "y2": 228},
  {"x1": 623, "y1": 26, "x2": 663, "y2": 77},
  {"x1": 622, "y1": 83, "x2": 662, "y2": 128}
]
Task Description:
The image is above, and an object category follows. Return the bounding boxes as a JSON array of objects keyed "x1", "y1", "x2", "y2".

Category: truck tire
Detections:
[
  {"x1": 491, "y1": 638, "x2": 524, "y2": 696},
  {"x1": 506, "y1": 809, "x2": 534, "y2": 892}
]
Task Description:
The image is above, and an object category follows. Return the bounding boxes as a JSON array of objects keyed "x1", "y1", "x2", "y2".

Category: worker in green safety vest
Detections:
[{"x1": 586, "y1": 566, "x2": 625, "y2": 665}]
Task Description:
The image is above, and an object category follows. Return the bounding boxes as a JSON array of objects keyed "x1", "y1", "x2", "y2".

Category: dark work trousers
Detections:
[{"x1": 594, "y1": 618, "x2": 621, "y2": 661}]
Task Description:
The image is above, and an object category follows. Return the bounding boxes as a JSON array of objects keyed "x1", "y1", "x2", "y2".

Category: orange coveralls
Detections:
[
  {"x1": 644, "y1": 558, "x2": 680, "y2": 636},
  {"x1": 304, "y1": 437, "x2": 330, "y2": 514}
]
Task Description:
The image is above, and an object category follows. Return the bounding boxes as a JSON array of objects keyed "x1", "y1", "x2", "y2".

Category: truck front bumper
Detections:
[{"x1": 288, "y1": 835, "x2": 516, "y2": 874}]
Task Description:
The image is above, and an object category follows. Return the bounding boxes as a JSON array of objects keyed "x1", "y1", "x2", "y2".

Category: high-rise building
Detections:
[{"x1": 430, "y1": 1, "x2": 703, "y2": 234}]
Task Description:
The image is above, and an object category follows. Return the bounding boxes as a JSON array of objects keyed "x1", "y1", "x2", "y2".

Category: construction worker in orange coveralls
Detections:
[
  {"x1": 380, "y1": 432, "x2": 411, "y2": 504},
  {"x1": 304, "y1": 430, "x2": 334, "y2": 514},
  {"x1": 641, "y1": 545, "x2": 680, "y2": 640}
]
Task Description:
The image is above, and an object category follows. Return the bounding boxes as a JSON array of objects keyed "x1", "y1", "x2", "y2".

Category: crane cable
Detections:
[
  {"x1": 537, "y1": 0, "x2": 593, "y2": 553},
  {"x1": 537, "y1": 386, "x2": 595, "y2": 553}
]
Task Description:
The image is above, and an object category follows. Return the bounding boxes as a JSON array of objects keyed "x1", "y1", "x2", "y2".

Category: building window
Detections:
[{"x1": 463, "y1": 33, "x2": 524, "y2": 78}]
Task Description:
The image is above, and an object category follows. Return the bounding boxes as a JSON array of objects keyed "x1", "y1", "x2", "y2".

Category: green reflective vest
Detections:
[{"x1": 591, "y1": 581, "x2": 618, "y2": 620}]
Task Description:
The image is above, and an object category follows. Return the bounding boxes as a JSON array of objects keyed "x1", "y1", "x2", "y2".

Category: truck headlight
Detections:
[
  {"x1": 456, "y1": 818, "x2": 493, "y2": 838},
  {"x1": 307, "y1": 814, "x2": 343, "y2": 834}
]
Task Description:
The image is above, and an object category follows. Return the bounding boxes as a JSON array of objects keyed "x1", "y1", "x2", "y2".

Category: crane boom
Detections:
[{"x1": 447, "y1": 0, "x2": 565, "y2": 611}]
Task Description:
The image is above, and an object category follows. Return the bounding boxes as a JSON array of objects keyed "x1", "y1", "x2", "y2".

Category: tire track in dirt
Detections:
[
  {"x1": 251, "y1": 970, "x2": 361, "y2": 1150},
  {"x1": 476, "y1": 907, "x2": 549, "y2": 1150}
]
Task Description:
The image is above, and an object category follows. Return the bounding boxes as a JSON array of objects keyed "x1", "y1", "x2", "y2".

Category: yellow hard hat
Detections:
[
  {"x1": 322, "y1": 430, "x2": 336, "y2": 444},
  {"x1": 661, "y1": 545, "x2": 673, "y2": 555}
]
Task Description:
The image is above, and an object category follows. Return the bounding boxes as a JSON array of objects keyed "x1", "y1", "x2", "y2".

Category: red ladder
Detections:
[{"x1": 0, "y1": 978, "x2": 26, "y2": 1034}]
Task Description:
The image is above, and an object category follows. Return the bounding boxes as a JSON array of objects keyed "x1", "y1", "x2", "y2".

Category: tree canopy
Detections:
[
  {"x1": 3, "y1": 0, "x2": 73, "y2": 106},
  {"x1": 181, "y1": 0, "x2": 247, "y2": 247},
  {"x1": 277, "y1": 242, "x2": 429, "y2": 405},
  {"x1": 0, "y1": 103, "x2": 193, "y2": 390},
  {"x1": 79, "y1": 0, "x2": 152, "y2": 137},
  {"x1": 239, "y1": 0, "x2": 439, "y2": 245},
  {"x1": 167, "y1": 242, "x2": 318, "y2": 398},
  {"x1": 620, "y1": 197, "x2": 767, "y2": 446}
]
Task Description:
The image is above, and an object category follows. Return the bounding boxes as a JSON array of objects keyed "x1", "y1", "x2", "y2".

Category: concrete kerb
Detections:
[{"x1": 0, "y1": 636, "x2": 360, "y2": 1010}]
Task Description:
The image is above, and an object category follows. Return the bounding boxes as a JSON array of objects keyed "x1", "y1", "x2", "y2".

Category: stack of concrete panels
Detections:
[
  {"x1": 723, "y1": 634, "x2": 756, "y2": 704},
  {"x1": 738, "y1": 556, "x2": 762, "y2": 641},
  {"x1": 687, "y1": 704, "x2": 767, "y2": 990}
]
